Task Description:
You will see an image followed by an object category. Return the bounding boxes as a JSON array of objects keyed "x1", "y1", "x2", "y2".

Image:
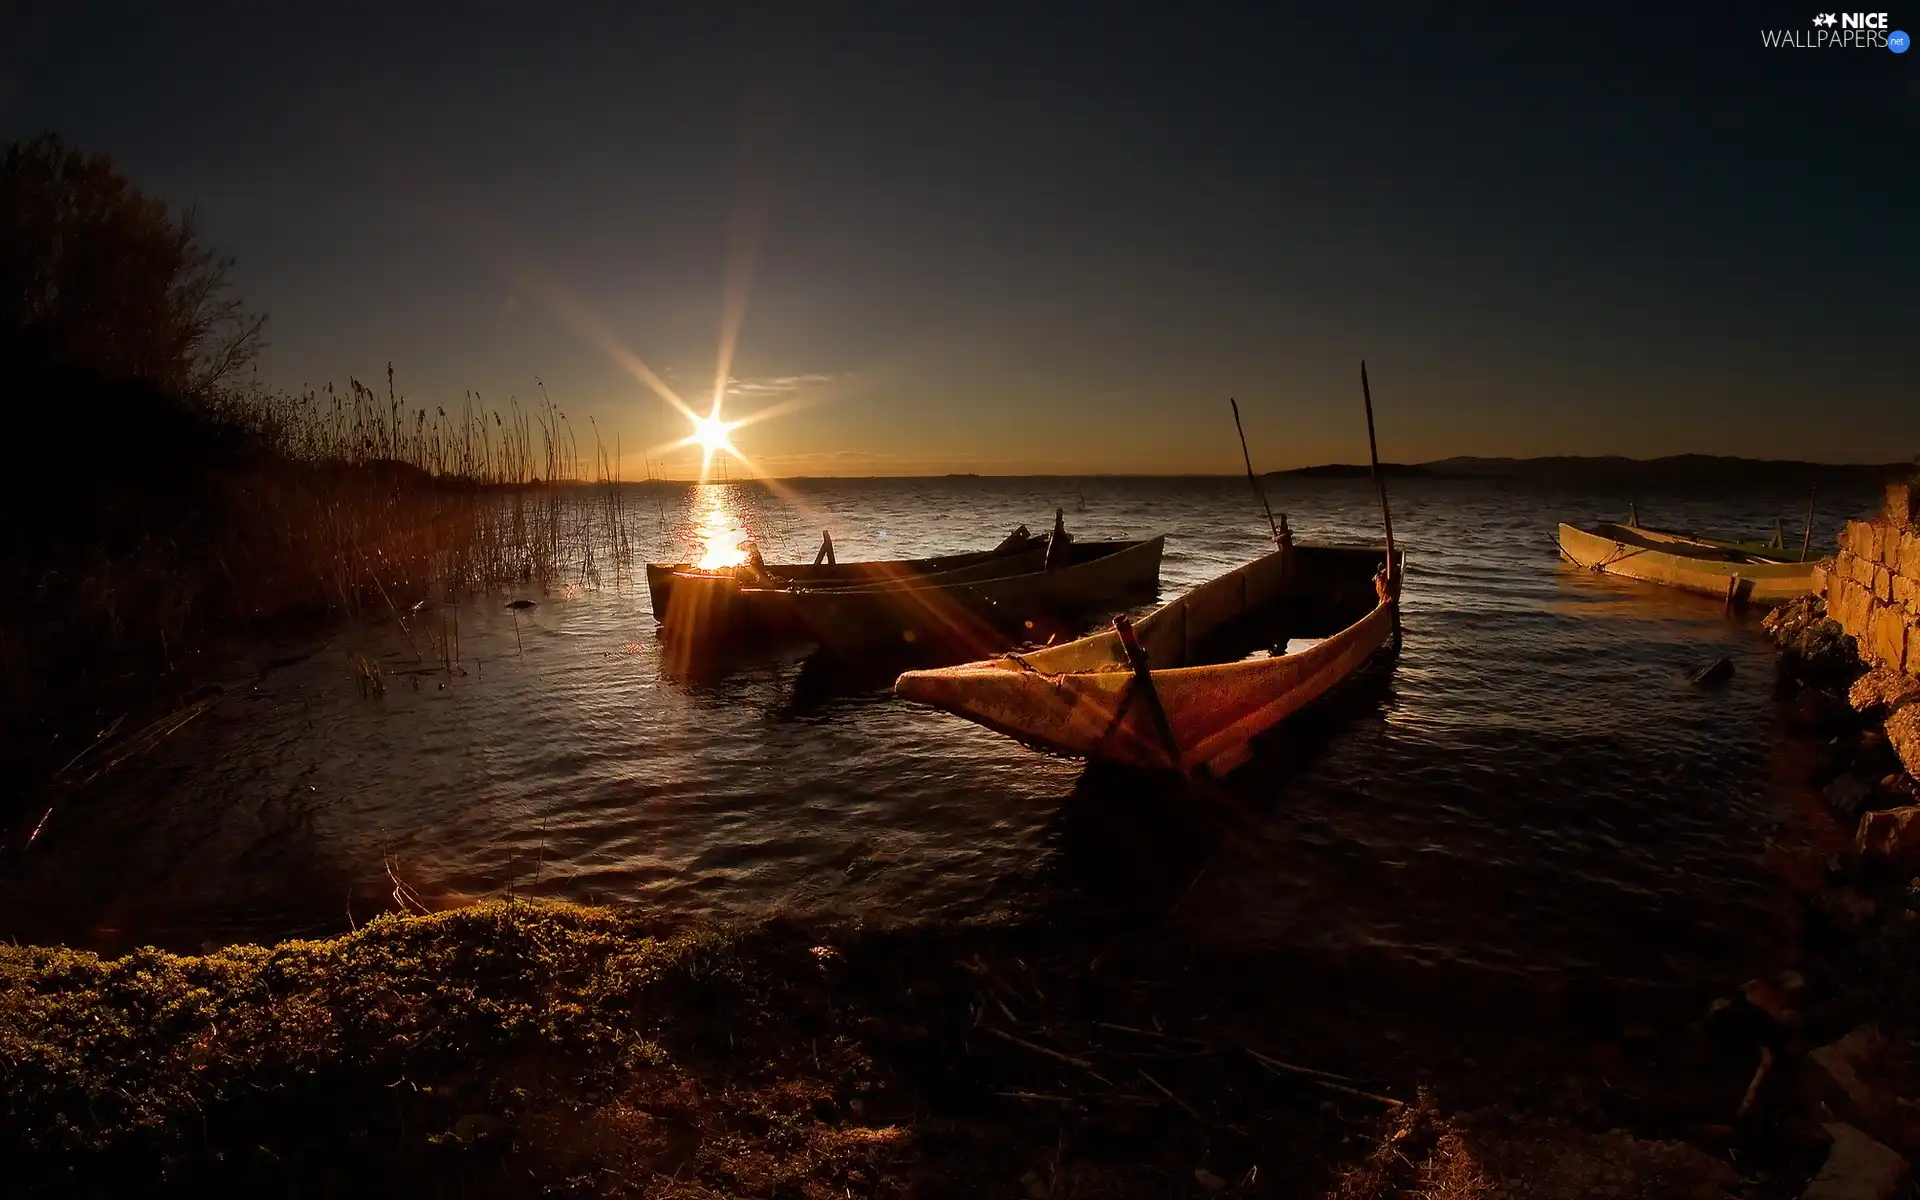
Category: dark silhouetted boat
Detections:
[
  {"x1": 646, "y1": 525, "x2": 1041, "y2": 623},
  {"x1": 665, "y1": 534, "x2": 1165, "y2": 658}
]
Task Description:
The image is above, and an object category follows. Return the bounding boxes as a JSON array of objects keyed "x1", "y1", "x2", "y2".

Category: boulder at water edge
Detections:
[
  {"x1": 1850, "y1": 667, "x2": 1920, "y2": 716},
  {"x1": 1855, "y1": 807, "x2": 1920, "y2": 872},
  {"x1": 1888, "y1": 705, "x2": 1920, "y2": 780},
  {"x1": 1803, "y1": 1028, "x2": 1898, "y2": 1136},
  {"x1": 1802, "y1": 1122, "x2": 1908, "y2": 1200}
]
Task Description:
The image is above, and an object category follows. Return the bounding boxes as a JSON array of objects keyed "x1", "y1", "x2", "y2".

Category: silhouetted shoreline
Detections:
[{"x1": 1267, "y1": 454, "x2": 1913, "y2": 485}]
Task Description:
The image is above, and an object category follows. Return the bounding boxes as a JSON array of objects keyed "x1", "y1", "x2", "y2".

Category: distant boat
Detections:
[
  {"x1": 1616, "y1": 506, "x2": 1803, "y2": 562},
  {"x1": 646, "y1": 526, "x2": 1042, "y2": 623},
  {"x1": 894, "y1": 542, "x2": 1398, "y2": 776},
  {"x1": 1556, "y1": 521, "x2": 1822, "y2": 604},
  {"x1": 665, "y1": 535, "x2": 1165, "y2": 658}
]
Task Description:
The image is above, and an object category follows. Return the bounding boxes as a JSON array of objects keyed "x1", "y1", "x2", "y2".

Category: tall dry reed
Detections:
[{"x1": 0, "y1": 363, "x2": 658, "y2": 797}]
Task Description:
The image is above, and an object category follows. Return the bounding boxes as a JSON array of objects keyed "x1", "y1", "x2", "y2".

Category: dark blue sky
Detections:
[{"x1": 3, "y1": 2, "x2": 1914, "y2": 473}]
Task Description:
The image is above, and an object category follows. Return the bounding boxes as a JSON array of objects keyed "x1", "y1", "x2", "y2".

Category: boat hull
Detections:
[
  {"x1": 1557, "y1": 523, "x2": 1821, "y2": 604},
  {"x1": 895, "y1": 542, "x2": 1397, "y2": 775},
  {"x1": 775, "y1": 536, "x2": 1167, "y2": 659},
  {"x1": 647, "y1": 533, "x2": 1044, "y2": 623}
]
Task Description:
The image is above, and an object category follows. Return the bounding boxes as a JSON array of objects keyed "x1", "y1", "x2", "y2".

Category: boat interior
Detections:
[
  {"x1": 1012, "y1": 543, "x2": 1395, "y2": 675},
  {"x1": 1585, "y1": 522, "x2": 1798, "y2": 565},
  {"x1": 686, "y1": 535, "x2": 1154, "y2": 596}
]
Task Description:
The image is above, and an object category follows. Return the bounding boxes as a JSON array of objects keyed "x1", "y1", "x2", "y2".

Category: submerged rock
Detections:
[
  {"x1": 1792, "y1": 686, "x2": 1858, "y2": 734},
  {"x1": 1803, "y1": 1122, "x2": 1908, "y2": 1200},
  {"x1": 1691, "y1": 657, "x2": 1735, "y2": 687},
  {"x1": 1826, "y1": 774, "x2": 1878, "y2": 818},
  {"x1": 1741, "y1": 978, "x2": 1802, "y2": 1030},
  {"x1": 1812, "y1": 888, "x2": 1880, "y2": 936}
]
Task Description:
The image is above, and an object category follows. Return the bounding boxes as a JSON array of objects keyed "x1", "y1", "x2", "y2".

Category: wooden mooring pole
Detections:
[
  {"x1": 1230, "y1": 399, "x2": 1286, "y2": 548},
  {"x1": 1360, "y1": 362, "x2": 1398, "y2": 602}
]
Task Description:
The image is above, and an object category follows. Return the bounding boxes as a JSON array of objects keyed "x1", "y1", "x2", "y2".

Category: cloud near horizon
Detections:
[{"x1": 725, "y1": 373, "x2": 837, "y2": 398}]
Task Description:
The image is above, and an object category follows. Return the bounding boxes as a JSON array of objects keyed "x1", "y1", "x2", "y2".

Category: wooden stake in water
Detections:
[
  {"x1": 1229, "y1": 398, "x2": 1284, "y2": 548},
  {"x1": 1800, "y1": 483, "x2": 1818, "y2": 563},
  {"x1": 1360, "y1": 361, "x2": 1398, "y2": 595}
]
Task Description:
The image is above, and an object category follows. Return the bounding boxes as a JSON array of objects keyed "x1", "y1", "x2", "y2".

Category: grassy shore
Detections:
[
  {"x1": 0, "y1": 895, "x2": 1845, "y2": 1198},
  {"x1": 1, "y1": 902, "x2": 911, "y2": 1196}
]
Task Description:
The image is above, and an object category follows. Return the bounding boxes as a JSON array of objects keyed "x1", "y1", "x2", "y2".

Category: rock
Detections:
[
  {"x1": 1742, "y1": 978, "x2": 1801, "y2": 1030},
  {"x1": 506, "y1": 599, "x2": 537, "y2": 611},
  {"x1": 1192, "y1": 1167, "x2": 1227, "y2": 1192},
  {"x1": 1705, "y1": 994, "x2": 1782, "y2": 1051},
  {"x1": 1811, "y1": 888, "x2": 1879, "y2": 935},
  {"x1": 1793, "y1": 687, "x2": 1857, "y2": 734},
  {"x1": 1880, "y1": 774, "x2": 1920, "y2": 806},
  {"x1": 1849, "y1": 668, "x2": 1920, "y2": 715},
  {"x1": 1856, "y1": 807, "x2": 1920, "y2": 871},
  {"x1": 1803, "y1": 1122, "x2": 1908, "y2": 1200},
  {"x1": 451, "y1": 1113, "x2": 506, "y2": 1142},
  {"x1": 1827, "y1": 774, "x2": 1878, "y2": 818},
  {"x1": 1887, "y1": 482, "x2": 1918, "y2": 530},
  {"x1": 1888, "y1": 706, "x2": 1920, "y2": 780},
  {"x1": 1778, "y1": 968, "x2": 1808, "y2": 997},
  {"x1": 1804, "y1": 1028, "x2": 1897, "y2": 1134},
  {"x1": 1691, "y1": 657, "x2": 1735, "y2": 687},
  {"x1": 1791, "y1": 620, "x2": 1866, "y2": 684},
  {"x1": 1769, "y1": 595, "x2": 1825, "y2": 641}
]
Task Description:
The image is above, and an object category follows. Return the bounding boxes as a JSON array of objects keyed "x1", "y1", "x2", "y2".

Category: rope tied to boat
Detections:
[{"x1": 1558, "y1": 534, "x2": 1650, "y2": 573}]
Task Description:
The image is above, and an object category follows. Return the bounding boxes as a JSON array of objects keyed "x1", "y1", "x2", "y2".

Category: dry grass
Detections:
[
  {"x1": 0, "y1": 364, "x2": 662, "y2": 800},
  {"x1": 0, "y1": 902, "x2": 913, "y2": 1197},
  {"x1": 1, "y1": 901, "x2": 1776, "y2": 1198},
  {"x1": 1330, "y1": 1103, "x2": 1739, "y2": 1200},
  {"x1": 219, "y1": 368, "x2": 643, "y2": 613}
]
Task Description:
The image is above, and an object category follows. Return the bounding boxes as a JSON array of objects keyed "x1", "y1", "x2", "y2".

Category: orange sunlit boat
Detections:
[{"x1": 895, "y1": 542, "x2": 1398, "y2": 776}]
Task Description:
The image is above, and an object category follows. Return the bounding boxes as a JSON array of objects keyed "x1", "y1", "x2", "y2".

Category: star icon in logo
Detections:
[{"x1": 1812, "y1": 12, "x2": 1838, "y2": 25}]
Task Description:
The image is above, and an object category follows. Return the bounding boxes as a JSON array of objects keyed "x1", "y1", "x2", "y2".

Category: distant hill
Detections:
[
  {"x1": 1264, "y1": 463, "x2": 1437, "y2": 479},
  {"x1": 1269, "y1": 455, "x2": 1914, "y2": 486}
]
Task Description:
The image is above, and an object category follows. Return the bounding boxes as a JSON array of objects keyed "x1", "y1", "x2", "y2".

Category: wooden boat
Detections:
[
  {"x1": 646, "y1": 525, "x2": 1042, "y2": 622},
  {"x1": 1556, "y1": 522, "x2": 1821, "y2": 604},
  {"x1": 894, "y1": 542, "x2": 1398, "y2": 776},
  {"x1": 668, "y1": 535, "x2": 1166, "y2": 657},
  {"x1": 1618, "y1": 507, "x2": 1804, "y2": 563}
]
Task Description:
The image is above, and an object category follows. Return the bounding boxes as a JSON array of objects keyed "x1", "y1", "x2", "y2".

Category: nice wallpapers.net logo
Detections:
[{"x1": 1761, "y1": 11, "x2": 1910, "y2": 49}]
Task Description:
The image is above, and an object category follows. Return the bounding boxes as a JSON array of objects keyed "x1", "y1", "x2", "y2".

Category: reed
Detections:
[
  {"x1": 218, "y1": 365, "x2": 643, "y2": 613},
  {"x1": 0, "y1": 362, "x2": 664, "y2": 796}
]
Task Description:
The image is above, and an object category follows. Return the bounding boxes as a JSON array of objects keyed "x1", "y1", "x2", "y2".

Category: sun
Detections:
[{"x1": 691, "y1": 413, "x2": 735, "y2": 455}]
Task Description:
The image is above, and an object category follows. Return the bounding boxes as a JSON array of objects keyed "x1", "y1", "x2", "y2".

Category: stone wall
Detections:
[{"x1": 1819, "y1": 482, "x2": 1920, "y2": 679}]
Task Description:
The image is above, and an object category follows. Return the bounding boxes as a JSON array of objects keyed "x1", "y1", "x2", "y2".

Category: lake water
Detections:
[{"x1": 0, "y1": 475, "x2": 1874, "y2": 1009}]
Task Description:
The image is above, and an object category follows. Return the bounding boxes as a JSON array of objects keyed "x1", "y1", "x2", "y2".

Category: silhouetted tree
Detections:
[{"x1": 0, "y1": 133, "x2": 265, "y2": 393}]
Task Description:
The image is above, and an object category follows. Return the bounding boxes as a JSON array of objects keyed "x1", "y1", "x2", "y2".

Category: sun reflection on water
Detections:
[{"x1": 692, "y1": 485, "x2": 752, "y2": 570}]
